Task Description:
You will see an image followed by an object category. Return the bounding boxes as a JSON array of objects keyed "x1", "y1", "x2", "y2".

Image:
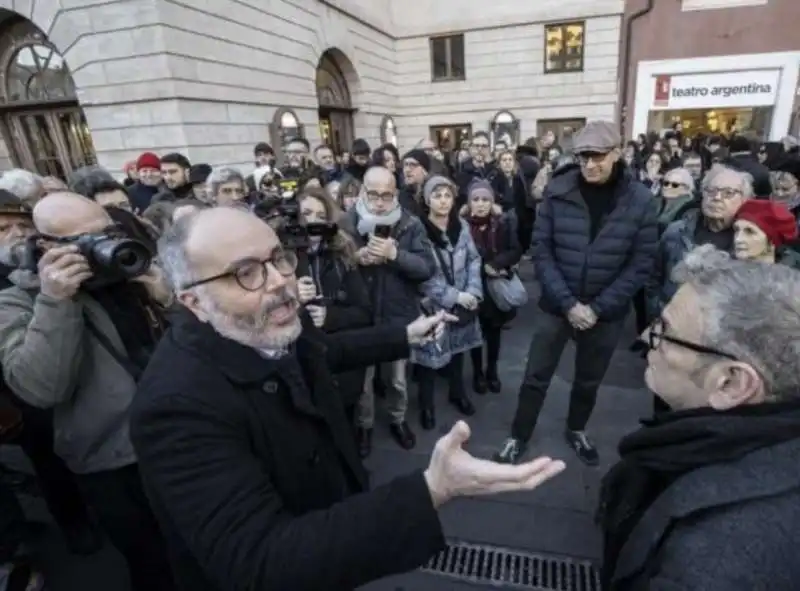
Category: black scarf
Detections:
[{"x1": 598, "y1": 399, "x2": 800, "y2": 588}]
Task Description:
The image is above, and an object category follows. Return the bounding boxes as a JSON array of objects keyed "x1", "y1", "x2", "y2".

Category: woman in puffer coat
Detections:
[{"x1": 412, "y1": 176, "x2": 483, "y2": 431}]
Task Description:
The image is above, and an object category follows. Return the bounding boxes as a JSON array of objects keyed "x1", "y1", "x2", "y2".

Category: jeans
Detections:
[
  {"x1": 511, "y1": 311, "x2": 625, "y2": 441},
  {"x1": 76, "y1": 464, "x2": 175, "y2": 591},
  {"x1": 357, "y1": 360, "x2": 408, "y2": 428},
  {"x1": 417, "y1": 353, "x2": 466, "y2": 410}
]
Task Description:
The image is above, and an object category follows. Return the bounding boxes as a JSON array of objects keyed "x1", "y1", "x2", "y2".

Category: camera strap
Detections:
[{"x1": 83, "y1": 314, "x2": 143, "y2": 381}]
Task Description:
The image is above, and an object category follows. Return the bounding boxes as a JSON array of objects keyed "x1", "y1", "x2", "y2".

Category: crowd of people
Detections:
[{"x1": 0, "y1": 118, "x2": 797, "y2": 590}]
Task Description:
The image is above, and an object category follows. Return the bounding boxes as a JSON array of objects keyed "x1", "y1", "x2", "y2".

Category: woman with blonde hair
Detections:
[{"x1": 298, "y1": 187, "x2": 373, "y2": 422}]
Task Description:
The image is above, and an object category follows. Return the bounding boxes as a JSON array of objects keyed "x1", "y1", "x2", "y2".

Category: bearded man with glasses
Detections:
[
  {"x1": 599, "y1": 249, "x2": 800, "y2": 590},
  {"x1": 130, "y1": 205, "x2": 565, "y2": 591}
]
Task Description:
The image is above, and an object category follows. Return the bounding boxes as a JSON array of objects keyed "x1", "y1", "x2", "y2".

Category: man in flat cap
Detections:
[{"x1": 495, "y1": 120, "x2": 658, "y2": 466}]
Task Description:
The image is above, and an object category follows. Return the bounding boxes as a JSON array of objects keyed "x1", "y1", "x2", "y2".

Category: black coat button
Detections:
[{"x1": 262, "y1": 381, "x2": 278, "y2": 394}]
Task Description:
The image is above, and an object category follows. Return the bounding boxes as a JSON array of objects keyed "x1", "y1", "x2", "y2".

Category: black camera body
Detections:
[
  {"x1": 25, "y1": 233, "x2": 152, "y2": 289},
  {"x1": 251, "y1": 194, "x2": 337, "y2": 251}
]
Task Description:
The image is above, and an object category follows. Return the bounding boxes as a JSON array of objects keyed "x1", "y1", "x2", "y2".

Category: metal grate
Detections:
[{"x1": 422, "y1": 540, "x2": 601, "y2": 591}]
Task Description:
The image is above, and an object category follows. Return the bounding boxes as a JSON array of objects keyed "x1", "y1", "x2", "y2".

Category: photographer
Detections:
[
  {"x1": 299, "y1": 187, "x2": 372, "y2": 422},
  {"x1": 343, "y1": 166, "x2": 436, "y2": 456},
  {"x1": 0, "y1": 192, "x2": 175, "y2": 591},
  {"x1": 130, "y1": 206, "x2": 565, "y2": 591}
]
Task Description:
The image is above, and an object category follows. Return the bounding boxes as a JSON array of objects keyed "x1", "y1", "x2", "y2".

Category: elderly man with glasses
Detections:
[{"x1": 599, "y1": 248, "x2": 800, "y2": 590}]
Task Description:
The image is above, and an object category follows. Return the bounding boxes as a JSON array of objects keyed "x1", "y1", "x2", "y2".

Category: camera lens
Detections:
[{"x1": 91, "y1": 238, "x2": 152, "y2": 278}]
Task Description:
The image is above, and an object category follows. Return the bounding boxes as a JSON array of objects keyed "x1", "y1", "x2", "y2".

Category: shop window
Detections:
[
  {"x1": 536, "y1": 118, "x2": 586, "y2": 147},
  {"x1": 430, "y1": 34, "x2": 465, "y2": 82},
  {"x1": 430, "y1": 124, "x2": 472, "y2": 153},
  {"x1": 682, "y1": 0, "x2": 767, "y2": 11},
  {"x1": 544, "y1": 22, "x2": 584, "y2": 74},
  {"x1": 380, "y1": 115, "x2": 398, "y2": 147},
  {"x1": 490, "y1": 110, "x2": 519, "y2": 148}
]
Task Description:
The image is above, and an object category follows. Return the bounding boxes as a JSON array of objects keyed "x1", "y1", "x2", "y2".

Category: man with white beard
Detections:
[{"x1": 130, "y1": 206, "x2": 566, "y2": 591}]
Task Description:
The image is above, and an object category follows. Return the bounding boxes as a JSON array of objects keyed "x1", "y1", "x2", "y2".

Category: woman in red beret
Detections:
[{"x1": 733, "y1": 199, "x2": 800, "y2": 268}]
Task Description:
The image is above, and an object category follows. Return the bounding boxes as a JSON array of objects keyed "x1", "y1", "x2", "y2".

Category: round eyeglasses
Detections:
[{"x1": 181, "y1": 250, "x2": 298, "y2": 291}]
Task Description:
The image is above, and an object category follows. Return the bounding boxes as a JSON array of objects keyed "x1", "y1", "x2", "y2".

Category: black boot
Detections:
[
  {"x1": 472, "y1": 371, "x2": 488, "y2": 394},
  {"x1": 356, "y1": 427, "x2": 372, "y2": 458},
  {"x1": 419, "y1": 408, "x2": 436, "y2": 430},
  {"x1": 486, "y1": 367, "x2": 502, "y2": 393}
]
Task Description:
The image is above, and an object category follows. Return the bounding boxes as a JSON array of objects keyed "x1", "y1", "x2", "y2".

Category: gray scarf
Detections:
[{"x1": 355, "y1": 196, "x2": 403, "y2": 236}]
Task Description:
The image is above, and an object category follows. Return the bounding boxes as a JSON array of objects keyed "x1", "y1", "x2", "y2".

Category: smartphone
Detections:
[{"x1": 374, "y1": 224, "x2": 392, "y2": 239}]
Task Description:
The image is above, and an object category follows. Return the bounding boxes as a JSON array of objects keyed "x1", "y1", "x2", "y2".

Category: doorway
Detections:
[
  {"x1": 316, "y1": 51, "x2": 355, "y2": 154},
  {"x1": 0, "y1": 17, "x2": 97, "y2": 177},
  {"x1": 430, "y1": 124, "x2": 472, "y2": 153}
]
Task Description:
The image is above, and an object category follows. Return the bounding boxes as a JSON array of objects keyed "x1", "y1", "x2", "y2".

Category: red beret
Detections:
[{"x1": 736, "y1": 200, "x2": 798, "y2": 247}]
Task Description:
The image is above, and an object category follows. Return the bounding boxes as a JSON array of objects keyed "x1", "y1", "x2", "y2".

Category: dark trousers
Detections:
[
  {"x1": 12, "y1": 401, "x2": 90, "y2": 530},
  {"x1": 77, "y1": 464, "x2": 175, "y2": 591},
  {"x1": 470, "y1": 323, "x2": 502, "y2": 377},
  {"x1": 417, "y1": 353, "x2": 465, "y2": 410},
  {"x1": 633, "y1": 289, "x2": 648, "y2": 335},
  {"x1": 511, "y1": 311, "x2": 625, "y2": 441},
  {"x1": 0, "y1": 479, "x2": 25, "y2": 562}
]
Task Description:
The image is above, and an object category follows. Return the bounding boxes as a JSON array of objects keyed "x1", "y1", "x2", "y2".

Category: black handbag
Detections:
[{"x1": 431, "y1": 246, "x2": 476, "y2": 328}]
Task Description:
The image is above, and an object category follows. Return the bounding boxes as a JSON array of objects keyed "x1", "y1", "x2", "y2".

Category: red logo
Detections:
[{"x1": 654, "y1": 75, "x2": 671, "y2": 107}]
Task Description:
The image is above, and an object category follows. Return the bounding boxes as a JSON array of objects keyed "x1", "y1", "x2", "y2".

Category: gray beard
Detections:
[{"x1": 0, "y1": 242, "x2": 23, "y2": 268}]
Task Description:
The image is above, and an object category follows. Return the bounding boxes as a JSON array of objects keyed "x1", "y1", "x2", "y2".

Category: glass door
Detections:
[{"x1": 2, "y1": 107, "x2": 95, "y2": 178}]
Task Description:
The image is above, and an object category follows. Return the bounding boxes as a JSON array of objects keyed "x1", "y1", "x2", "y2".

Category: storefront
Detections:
[{"x1": 632, "y1": 52, "x2": 800, "y2": 140}]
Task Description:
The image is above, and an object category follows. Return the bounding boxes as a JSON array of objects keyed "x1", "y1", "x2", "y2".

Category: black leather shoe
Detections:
[
  {"x1": 565, "y1": 430, "x2": 599, "y2": 466},
  {"x1": 486, "y1": 375, "x2": 502, "y2": 393},
  {"x1": 472, "y1": 373, "x2": 488, "y2": 394},
  {"x1": 389, "y1": 421, "x2": 416, "y2": 450},
  {"x1": 419, "y1": 409, "x2": 436, "y2": 431},
  {"x1": 356, "y1": 427, "x2": 372, "y2": 458},
  {"x1": 449, "y1": 396, "x2": 476, "y2": 416},
  {"x1": 62, "y1": 522, "x2": 102, "y2": 556}
]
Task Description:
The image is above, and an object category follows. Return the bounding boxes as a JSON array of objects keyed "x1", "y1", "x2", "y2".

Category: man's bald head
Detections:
[
  {"x1": 363, "y1": 165, "x2": 396, "y2": 191},
  {"x1": 159, "y1": 206, "x2": 280, "y2": 290},
  {"x1": 33, "y1": 191, "x2": 111, "y2": 236}
]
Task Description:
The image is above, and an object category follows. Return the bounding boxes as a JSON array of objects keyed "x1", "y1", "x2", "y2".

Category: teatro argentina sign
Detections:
[{"x1": 651, "y1": 69, "x2": 780, "y2": 110}]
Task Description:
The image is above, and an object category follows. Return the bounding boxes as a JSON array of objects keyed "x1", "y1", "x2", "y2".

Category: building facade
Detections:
[
  {"x1": 0, "y1": 0, "x2": 623, "y2": 177},
  {"x1": 622, "y1": 0, "x2": 800, "y2": 141}
]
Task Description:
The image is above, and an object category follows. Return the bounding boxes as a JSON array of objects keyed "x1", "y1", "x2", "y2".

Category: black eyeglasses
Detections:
[
  {"x1": 182, "y1": 250, "x2": 298, "y2": 291},
  {"x1": 647, "y1": 317, "x2": 737, "y2": 360}
]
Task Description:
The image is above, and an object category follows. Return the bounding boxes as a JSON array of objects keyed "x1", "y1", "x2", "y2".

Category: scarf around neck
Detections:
[
  {"x1": 355, "y1": 197, "x2": 403, "y2": 236},
  {"x1": 597, "y1": 399, "x2": 800, "y2": 587},
  {"x1": 466, "y1": 214, "x2": 499, "y2": 255}
]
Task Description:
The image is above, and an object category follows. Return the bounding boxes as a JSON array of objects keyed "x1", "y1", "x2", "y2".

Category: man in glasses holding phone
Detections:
[{"x1": 343, "y1": 166, "x2": 437, "y2": 456}]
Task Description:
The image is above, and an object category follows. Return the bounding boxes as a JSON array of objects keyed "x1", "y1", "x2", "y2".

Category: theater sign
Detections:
[{"x1": 650, "y1": 70, "x2": 781, "y2": 110}]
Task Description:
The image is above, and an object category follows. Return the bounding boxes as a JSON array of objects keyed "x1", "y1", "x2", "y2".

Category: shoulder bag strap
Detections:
[
  {"x1": 82, "y1": 313, "x2": 143, "y2": 381},
  {"x1": 431, "y1": 245, "x2": 456, "y2": 286}
]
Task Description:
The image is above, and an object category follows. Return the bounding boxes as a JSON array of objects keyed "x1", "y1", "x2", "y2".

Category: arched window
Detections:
[
  {"x1": 316, "y1": 53, "x2": 351, "y2": 109},
  {"x1": 380, "y1": 115, "x2": 397, "y2": 147},
  {"x1": 5, "y1": 43, "x2": 75, "y2": 103},
  {"x1": 0, "y1": 18, "x2": 95, "y2": 177},
  {"x1": 490, "y1": 110, "x2": 519, "y2": 148}
]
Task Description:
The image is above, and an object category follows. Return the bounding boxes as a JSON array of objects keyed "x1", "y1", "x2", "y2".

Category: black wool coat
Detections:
[{"x1": 130, "y1": 309, "x2": 445, "y2": 591}]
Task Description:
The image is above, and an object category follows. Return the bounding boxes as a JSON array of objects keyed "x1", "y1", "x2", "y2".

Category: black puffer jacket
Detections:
[{"x1": 533, "y1": 164, "x2": 658, "y2": 321}]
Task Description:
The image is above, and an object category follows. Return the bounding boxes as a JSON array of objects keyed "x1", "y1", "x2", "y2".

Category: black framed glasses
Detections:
[
  {"x1": 182, "y1": 250, "x2": 298, "y2": 291},
  {"x1": 647, "y1": 317, "x2": 737, "y2": 360},
  {"x1": 703, "y1": 186, "x2": 743, "y2": 200}
]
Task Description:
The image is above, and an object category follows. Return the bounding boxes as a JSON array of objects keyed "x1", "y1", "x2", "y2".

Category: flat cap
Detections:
[
  {"x1": 573, "y1": 120, "x2": 621, "y2": 154},
  {"x1": 0, "y1": 189, "x2": 32, "y2": 216}
]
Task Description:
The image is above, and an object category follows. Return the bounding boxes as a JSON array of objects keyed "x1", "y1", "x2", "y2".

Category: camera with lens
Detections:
[
  {"x1": 24, "y1": 233, "x2": 153, "y2": 288},
  {"x1": 251, "y1": 190, "x2": 338, "y2": 252}
]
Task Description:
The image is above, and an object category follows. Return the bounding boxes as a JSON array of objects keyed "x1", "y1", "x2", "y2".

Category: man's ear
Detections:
[
  {"x1": 178, "y1": 291, "x2": 208, "y2": 322},
  {"x1": 707, "y1": 361, "x2": 764, "y2": 410}
]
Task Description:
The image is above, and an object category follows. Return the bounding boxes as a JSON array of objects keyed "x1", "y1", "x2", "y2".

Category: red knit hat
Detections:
[
  {"x1": 136, "y1": 152, "x2": 160, "y2": 171},
  {"x1": 736, "y1": 200, "x2": 798, "y2": 247}
]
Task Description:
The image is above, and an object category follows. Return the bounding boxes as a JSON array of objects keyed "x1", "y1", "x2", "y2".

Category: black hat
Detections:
[
  {"x1": 773, "y1": 156, "x2": 800, "y2": 181},
  {"x1": 188, "y1": 163, "x2": 212, "y2": 186},
  {"x1": 0, "y1": 189, "x2": 32, "y2": 216},
  {"x1": 401, "y1": 148, "x2": 431, "y2": 172}
]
